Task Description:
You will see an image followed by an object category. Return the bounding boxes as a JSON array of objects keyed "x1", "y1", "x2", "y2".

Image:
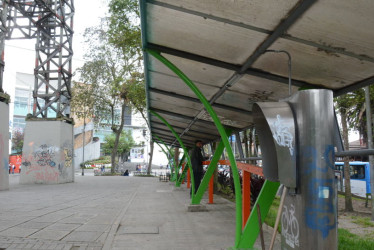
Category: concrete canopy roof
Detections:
[{"x1": 140, "y1": 0, "x2": 374, "y2": 148}]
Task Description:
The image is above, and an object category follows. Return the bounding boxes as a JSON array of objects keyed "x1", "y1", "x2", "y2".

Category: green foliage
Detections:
[
  {"x1": 72, "y1": 0, "x2": 146, "y2": 173},
  {"x1": 11, "y1": 130, "x2": 24, "y2": 154},
  {"x1": 108, "y1": 0, "x2": 141, "y2": 60},
  {"x1": 334, "y1": 86, "x2": 374, "y2": 142},
  {"x1": 263, "y1": 196, "x2": 281, "y2": 233},
  {"x1": 102, "y1": 130, "x2": 135, "y2": 156},
  {"x1": 350, "y1": 216, "x2": 374, "y2": 227},
  {"x1": 107, "y1": 0, "x2": 146, "y2": 119},
  {"x1": 338, "y1": 228, "x2": 374, "y2": 250},
  {"x1": 83, "y1": 156, "x2": 112, "y2": 165}
]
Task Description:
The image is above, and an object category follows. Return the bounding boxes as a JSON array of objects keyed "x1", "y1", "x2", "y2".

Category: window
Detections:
[
  {"x1": 335, "y1": 164, "x2": 365, "y2": 180},
  {"x1": 13, "y1": 117, "x2": 26, "y2": 130}
]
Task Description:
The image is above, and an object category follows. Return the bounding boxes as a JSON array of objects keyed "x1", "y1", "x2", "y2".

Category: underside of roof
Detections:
[{"x1": 140, "y1": 0, "x2": 374, "y2": 148}]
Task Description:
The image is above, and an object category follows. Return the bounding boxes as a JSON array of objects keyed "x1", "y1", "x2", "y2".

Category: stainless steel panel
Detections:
[
  {"x1": 253, "y1": 102, "x2": 296, "y2": 188},
  {"x1": 281, "y1": 90, "x2": 337, "y2": 250}
]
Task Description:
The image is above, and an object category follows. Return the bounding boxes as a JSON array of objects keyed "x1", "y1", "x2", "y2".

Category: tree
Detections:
[
  {"x1": 102, "y1": 130, "x2": 135, "y2": 162},
  {"x1": 11, "y1": 129, "x2": 24, "y2": 154},
  {"x1": 108, "y1": 0, "x2": 152, "y2": 171},
  {"x1": 73, "y1": 1, "x2": 145, "y2": 173},
  {"x1": 335, "y1": 93, "x2": 359, "y2": 212}
]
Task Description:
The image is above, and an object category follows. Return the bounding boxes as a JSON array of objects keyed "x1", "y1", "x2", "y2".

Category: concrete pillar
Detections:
[
  {"x1": 20, "y1": 120, "x2": 74, "y2": 184},
  {"x1": 0, "y1": 101, "x2": 9, "y2": 190},
  {"x1": 281, "y1": 90, "x2": 337, "y2": 250}
]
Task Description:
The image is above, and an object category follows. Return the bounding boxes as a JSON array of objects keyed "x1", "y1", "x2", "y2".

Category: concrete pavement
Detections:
[{"x1": 0, "y1": 171, "x2": 280, "y2": 249}]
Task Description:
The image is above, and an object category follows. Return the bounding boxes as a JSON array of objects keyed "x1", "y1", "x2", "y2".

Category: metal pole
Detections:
[
  {"x1": 0, "y1": 1, "x2": 8, "y2": 93},
  {"x1": 364, "y1": 86, "x2": 374, "y2": 220},
  {"x1": 82, "y1": 119, "x2": 85, "y2": 176}
]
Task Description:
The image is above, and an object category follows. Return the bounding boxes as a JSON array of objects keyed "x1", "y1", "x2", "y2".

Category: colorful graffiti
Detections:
[
  {"x1": 64, "y1": 148, "x2": 72, "y2": 168},
  {"x1": 34, "y1": 144, "x2": 56, "y2": 167},
  {"x1": 21, "y1": 139, "x2": 73, "y2": 183},
  {"x1": 303, "y1": 145, "x2": 336, "y2": 239}
]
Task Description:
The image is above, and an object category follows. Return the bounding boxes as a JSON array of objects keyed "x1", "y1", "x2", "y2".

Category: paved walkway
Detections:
[{"x1": 0, "y1": 172, "x2": 280, "y2": 250}]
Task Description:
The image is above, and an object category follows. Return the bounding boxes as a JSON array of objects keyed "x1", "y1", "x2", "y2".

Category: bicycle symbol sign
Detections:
[{"x1": 282, "y1": 204, "x2": 300, "y2": 248}]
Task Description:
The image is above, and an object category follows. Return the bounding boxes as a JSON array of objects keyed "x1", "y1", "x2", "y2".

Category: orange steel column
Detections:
[
  {"x1": 187, "y1": 168, "x2": 191, "y2": 188},
  {"x1": 242, "y1": 171, "x2": 251, "y2": 229},
  {"x1": 208, "y1": 175, "x2": 214, "y2": 204}
]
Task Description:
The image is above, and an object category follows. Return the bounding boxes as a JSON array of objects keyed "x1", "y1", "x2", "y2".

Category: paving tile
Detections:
[
  {"x1": 29, "y1": 229, "x2": 70, "y2": 241},
  {"x1": 74, "y1": 224, "x2": 109, "y2": 232},
  {"x1": 62, "y1": 231, "x2": 102, "y2": 242},
  {"x1": 58, "y1": 217, "x2": 90, "y2": 224},
  {"x1": 0, "y1": 227, "x2": 40, "y2": 237},
  {"x1": 18, "y1": 221, "x2": 51, "y2": 229},
  {"x1": 45, "y1": 223, "x2": 81, "y2": 231}
]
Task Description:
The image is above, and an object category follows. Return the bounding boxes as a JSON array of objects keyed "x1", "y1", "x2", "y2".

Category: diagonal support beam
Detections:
[{"x1": 237, "y1": 180, "x2": 280, "y2": 249}]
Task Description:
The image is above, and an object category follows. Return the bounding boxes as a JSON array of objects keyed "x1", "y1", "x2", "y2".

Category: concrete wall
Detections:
[
  {"x1": 0, "y1": 102, "x2": 9, "y2": 190},
  {"x1": 74, "y1": 141, "x2": 100, "y2": 170},
  {"x1": 20, "y1": 120, "x2": 74, "y2": 184}
]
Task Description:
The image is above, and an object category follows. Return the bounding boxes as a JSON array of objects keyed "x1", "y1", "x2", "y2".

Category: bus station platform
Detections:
[{"x1": 0, "y1": 172, "x2": 280, "y2": 250}]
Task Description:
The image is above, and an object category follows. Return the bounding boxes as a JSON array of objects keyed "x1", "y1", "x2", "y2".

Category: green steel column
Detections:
[
  {"x1": 154, "y1": 140, "x2": 173, "y2": 170},
  {"x1": 237, "y1": 180, "x2": 280, "y2": 248},
  {"x1": 150, "y1": 110, "x2": 196, "y2": 197},
  {"x1": 153, "y1": 134, "x2": 178, "y2": 180},
  {"x1": 147, "y1": 49, "x2": 242, "y2": 246},
  {"x1": 192, "y1": 138, "x2": 225, "y2": 204}
]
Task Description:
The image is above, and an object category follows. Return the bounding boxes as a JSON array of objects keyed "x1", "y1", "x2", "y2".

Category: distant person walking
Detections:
[
  {"x1": 19, "y1": 165, "x2": 21, "y2": 174},
  {"x1": 12, "y1": 165, "x2": 15, "y2": 174},
  {"x1": 189, "y1": 140, "x2": 207, "y2": 195}
]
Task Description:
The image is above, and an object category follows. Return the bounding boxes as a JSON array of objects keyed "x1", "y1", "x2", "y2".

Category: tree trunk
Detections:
[
  {"x1": 341, "y1": 111, "x2": 354, "y2": 212},
  {"x1": 147, "y1": 140, "x2": 154, "y2": 175},
  {"x1": 111, "y1": 103, "x2": 126, "y2": 174},
  {"x1": 173, "y1": 147, "x2": 180, "y2": 179},
  {"x1": 111, "y1": 130, "x2": 121, "y2": 174}
]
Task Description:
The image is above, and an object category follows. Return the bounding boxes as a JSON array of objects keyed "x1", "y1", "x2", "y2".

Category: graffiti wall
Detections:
[
  {"x1": 0, "y1": 102, "x2": 9, "y2": 190},
  {"x1": 20, "y1": 121, "x2": 74, "y2": 184}
]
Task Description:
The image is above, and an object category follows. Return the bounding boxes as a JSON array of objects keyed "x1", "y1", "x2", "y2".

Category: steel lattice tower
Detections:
[{"x1": 0, "y1": 0, "x2": 74, "y2": 118}]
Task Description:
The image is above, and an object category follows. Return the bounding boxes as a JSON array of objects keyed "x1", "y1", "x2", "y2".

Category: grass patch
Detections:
[
  {"x1": 338, "y1": 193, "x2": 366, "y2": 201},
  {"x1": 338, "y1": 228, "x2": 374, "y2": 250},
  {"x1": 350, "y1": 216, "x2": 374, "y2": 227},
  {"x1": 264, "y1": 196, "x2": 281, "y2": 233}
]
